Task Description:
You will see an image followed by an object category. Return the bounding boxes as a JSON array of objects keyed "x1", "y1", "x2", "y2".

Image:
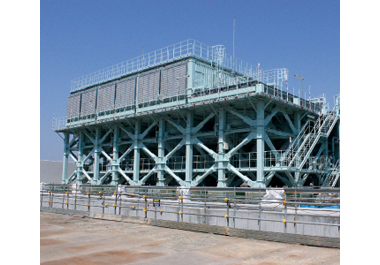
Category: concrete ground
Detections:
[{"x1": 40, "y1": 211, "x2": 339, "y2": 265}]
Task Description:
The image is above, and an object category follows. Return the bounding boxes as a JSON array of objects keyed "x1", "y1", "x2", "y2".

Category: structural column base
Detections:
[{"x1": 217, "y1": 179, "x2": 227, "y2": 187}]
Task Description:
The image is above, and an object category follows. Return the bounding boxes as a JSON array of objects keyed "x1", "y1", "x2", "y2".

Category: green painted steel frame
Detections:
[
  {"x1": 59, "y1": 91, "x2": 339, "y2": 187},
  {"x1": 58, "y1": 53, "x2": 338, "y2": 187}
]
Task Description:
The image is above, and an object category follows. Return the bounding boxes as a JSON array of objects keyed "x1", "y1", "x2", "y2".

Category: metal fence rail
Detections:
[{"x1": 41, "y1": 184, "x2": 340, "y2": 238}]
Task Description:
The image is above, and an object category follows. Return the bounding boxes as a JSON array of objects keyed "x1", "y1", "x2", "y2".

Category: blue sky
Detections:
[{"x1": 40, "y1": 0, "x2": 340, "y2": 161}]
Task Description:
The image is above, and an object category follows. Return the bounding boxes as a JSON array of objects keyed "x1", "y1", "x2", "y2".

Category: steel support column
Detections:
[
  {"x1": 110, "y1": 126, "x2": 119, "y2": 185},
  {"x1": 93, "y1": 128, "x2": 101, "y2": 184},
  {"x1": 133, "y1": 120, "x2": 141, "y2": 185},
  {"x1": 293, "y1": 111, "x2": 301, "y2": 187},
  {"x1": 294, "y1": 111, "x2": 301, "y2": 133},
  {"x1": 157, "y1": 118, "x2": 166, "y2": 186},
  {"x1": 256, "y1": 101, "x2": 265, "y2": 187},
  {"x1": 217, "y1": 109, "x2": 227, "y2": 187},
  {"x1": 76, "y1": 132, "x2": 84, "y2": 185},
  {"x1": 185, "y1": 111, "x2": 193, "y2": 185},
  {"x1": 61, "y1": 132, "x2": 70, "y2": 184},
  {"x1": 295, "y1": 172, "x2": 302, "y2": 186}
]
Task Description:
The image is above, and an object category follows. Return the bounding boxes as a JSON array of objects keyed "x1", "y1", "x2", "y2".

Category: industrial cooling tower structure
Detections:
[{"x1": 52, "y1": 40, "x2": 340, "y2": 187}]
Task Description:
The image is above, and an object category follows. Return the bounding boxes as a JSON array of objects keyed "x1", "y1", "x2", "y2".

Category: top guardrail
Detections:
[{"x1": 70, "y1": 39, "x2": 262, "y2": 92}]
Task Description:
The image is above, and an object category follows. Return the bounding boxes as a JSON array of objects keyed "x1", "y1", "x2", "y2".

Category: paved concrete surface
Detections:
[{"x1": 40, "y1": 211, "x2": 339, "y2": 265}]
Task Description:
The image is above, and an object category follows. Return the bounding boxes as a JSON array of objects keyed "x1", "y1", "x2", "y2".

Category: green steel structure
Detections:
[{"x1": 53, "y1": 40, "x2": 340, "y2": 187}]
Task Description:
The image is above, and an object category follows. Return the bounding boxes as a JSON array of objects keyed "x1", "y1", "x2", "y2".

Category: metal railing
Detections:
[
  {"x1": 285, "y1": 108, "x2": 338, "y2": 168},
  {"x1": 52, "y1": 117, "x2": 66, "y2": 131},
  {"x1": 40, "y1": 184, "x2": 340, "y2": 238},
  {"x1": 53, "y1": 39, "x2": 331, "y2": 131},
  {"x1": 70, "y1": 39, "x2": 261, "y2": 92},
  {"x1": 321, "y1": 159, "x2": 340, "y2": 187},
  {"x1": 229, "y1": 150, "x2": 331, "y2": 170},
  {"x1": 69, "y1": 39, "x2": 321, "y2": 102}
]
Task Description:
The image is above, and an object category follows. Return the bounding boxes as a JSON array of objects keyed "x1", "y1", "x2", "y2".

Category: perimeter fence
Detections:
[{"x1": 41, "y1": 184, "x2": 339, "y2": 240}]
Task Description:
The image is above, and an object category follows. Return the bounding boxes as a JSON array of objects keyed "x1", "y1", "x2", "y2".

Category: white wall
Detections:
[{"x1": 40, "y1": 160, "x2": 76, "y2": 184}]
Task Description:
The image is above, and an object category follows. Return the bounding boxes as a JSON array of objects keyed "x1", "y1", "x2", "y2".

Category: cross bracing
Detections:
[{"x1": 54, "y1": 41, "x2": 340, "y2": 187}]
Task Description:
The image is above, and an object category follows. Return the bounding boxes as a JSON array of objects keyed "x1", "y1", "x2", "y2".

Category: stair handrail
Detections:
[
  {"x1": 297, "y1": 107, "x2": 339, "y2": 168},
  {"x1": 329, "y1": 159, "x2": 340, "y2": 186},
  {"x1": 322, "y1": 159, "x2": 340, "y2": 186},
  {"x1": 283, "y1": 120, "x2": 313, "y2": 164}
]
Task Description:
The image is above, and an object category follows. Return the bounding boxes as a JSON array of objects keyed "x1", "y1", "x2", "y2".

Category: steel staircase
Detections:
[
  {"x1": 286, "y1": 109, "x2": 338, "y2": 169},
  {"x1": 265, "y1": 106, "x2": 339, "y2": 186},
  {"x1": 322, "y1": 159, "x2": 340, "y2": 187}
]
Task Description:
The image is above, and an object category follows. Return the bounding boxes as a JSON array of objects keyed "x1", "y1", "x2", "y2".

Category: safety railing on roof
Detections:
[
  {"x1": 52, "y1": 117, "x2": 66, "y2": 131},
  {"x1": 70, "y1": 39, "x2": 266, "y2": 92}
]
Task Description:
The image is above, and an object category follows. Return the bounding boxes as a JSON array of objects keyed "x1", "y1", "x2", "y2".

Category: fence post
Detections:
[
  {"x1": 88, "y1": 193, "x2": 91, "y2": 212},
  {"x1": 119, "y1": 193, "x2": 122, "y2": 215},
  {"x1": 284, "y1": 193, "x2": 287, "y2": 233},
  {"x1": 102, "y1": 193, "x2": 105, "y2": 214},
  {"x1": 62, "y1": 191, "x2": 65, "y2": 209},
  {"x1": 144, "y1": 191, "x2": 148, "y2": 218},
  {"x1": 225, "y1": 197, "x2": 229, "y2": 227},
  {"x1": 114, "y1": 191, "x2": 118, "y2": 215},
  {"x1": 233, "y1": 187, "x2": 236, "y2": 228},
  {"x1": 67, "y1": 191, "x2": 69, "y2": 209},
  {"x1": 259, "y1": 188, "x2": 262, "y2": 231},
  {"x1": 180, "y1": 195, "x2": 183, "y2": 222},
  {"x1": 295, "y1": 187, "x2": 298, "y2": 234},
  {"x1": 203, "y1": 187, "x2": 206, "y2": 224},
  {"x1": 136, "y1": 193, "x2": 139, "y2": 217},
  {"x1": 74, "y1": 184, "x2": 77, "y2": 210}
]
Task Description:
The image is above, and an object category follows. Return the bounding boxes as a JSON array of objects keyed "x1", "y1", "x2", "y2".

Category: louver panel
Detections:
[
  {"x1": 115, "y1": 78, "x2": 135, "y2": 109},
  {"x1": 138, "y1": 71, "x2": 160, "y2": 104},
  {"x1": 66, "y1": 94, "x2": 81, "y2": 118},
  {"x1": 160, "y1": 63, "x2": 187, "y2": 99},
  {"x1": 97, "y1": 84, "x2": 115, "y2": 112},
  {"x1": 80, "y1": 89, "x2": 96, "y2": 117}
]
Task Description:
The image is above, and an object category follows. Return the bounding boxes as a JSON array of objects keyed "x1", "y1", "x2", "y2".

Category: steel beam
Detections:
[
  {"x1": 133, "y1": 120, "x2": 141, "y2": 184},
  {"x1": 294, "y1": 111, "x2": 301, "y2": 133},
  {"x1": 256, "y1": 101, "x2": 265, "y2": 187},
  {"x1": 227, "y1": 164, "x2": 255, "y2": 187},
  {"x1": 76, "y1": 132, "x2": 84, "y2": 185},
  {"x1": 61, "y1": 132, "x2": 70, "y2": 184},
  {"x1": 157, "y1": 118, "x2": 166, "y2": 186},
  {"x1": 185, "y1": 111, "x2": 194, "y2": 184},
  {"x1": 281, "y1": 110, "x2": 297, "y2": 134},
  {"x1": 217, "y1": 109, "x2": 226, "y2": 187},
  {"x1": 93, "y1": 127, "x2": 101, "y2": 184},
  {"x1": 111, "y1": 125, "x2": 119, "y2": 185}
]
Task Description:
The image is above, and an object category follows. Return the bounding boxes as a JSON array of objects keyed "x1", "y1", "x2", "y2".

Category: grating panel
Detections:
[
  {"x1": 66, "y1": 94, "x2": 81, "y2": 118},
  {"x1": 138, "y1": 71, "x2": 160, "y2": 104},
  {"x1": 160, "y1": 63, "x2": 187, "y2": 99},
  {"x1": 115, "y1": 77, "x2": 136, "y2": 109},
  {"x1": 97, "y1": 84, "x2": 115, "y2": 113},
  {"x1": 80, "y1": 89, "x2": 96, "y2": 117}
]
